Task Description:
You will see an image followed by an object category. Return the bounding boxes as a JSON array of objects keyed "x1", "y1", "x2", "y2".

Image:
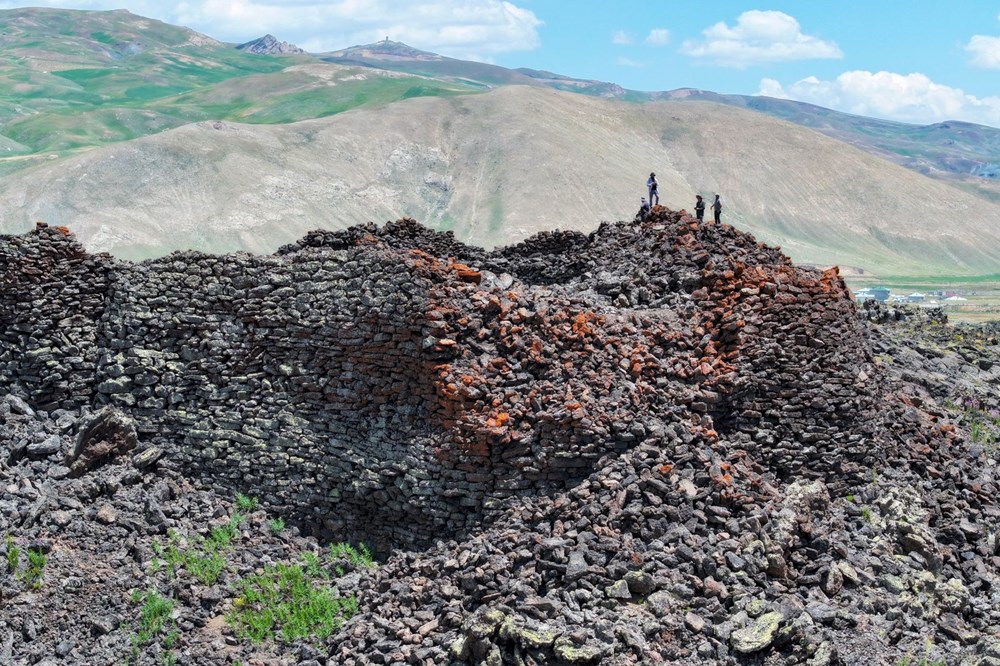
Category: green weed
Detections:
[
  {"x1": 268, "y1": 518, "x2": 286, "y2": 534},
  {"x1": 301, "y1": 551, "x2": 325, "y2": 579},
  {"x1": 158, "y1": 511, "x2": 245, "y2": 586},
  {"x1": 5, "y1": 534, "x2": 20, "y2": 573},
  {"x1": 129, "y1": 589, "x2": 176, "y2": 664},
  {"x1": 235, "y1": 493, "x2": 259, "y2": 512},
  {"x1": 132, "y1": 588, "x2": 175, "y2": 647},
  {"x1": 861, "y1": 507, "x2": 874, "y2": 524},
  {"x1": 227, "y1": 561, "x2": 358, "y2": 643},
  {"x1": 208, "y1": 511, "x2": 244, "y2": 550},
  {"x1": 330, "y1": 542, "x2": 374, "y2": 573},
  {"x1": 24, "y1": 548, "x2": 46, "y2": 587}
]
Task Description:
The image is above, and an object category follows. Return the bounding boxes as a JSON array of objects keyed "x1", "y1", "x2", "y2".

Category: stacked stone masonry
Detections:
[
  {"x1": 3, "y1": 211, "x2": 1000, "y2": 665},
  {"x1": 0, "y1": 215, "x2": 926, "y2": 552}
]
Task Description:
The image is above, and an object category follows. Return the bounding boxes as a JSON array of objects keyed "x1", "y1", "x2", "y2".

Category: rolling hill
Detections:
[
  {"x1": 0, "y1": 8, "x2": 477, "y2": 174},
  {"x1": 0, "y1": 8, "x2": 998, "y2": 278},
  {"x1": 2, "y1": 85, "x2": 999, "y2": 277}
]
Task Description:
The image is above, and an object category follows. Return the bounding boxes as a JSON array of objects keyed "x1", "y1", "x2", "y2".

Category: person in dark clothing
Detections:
[
  {"x1": 637, "y1": 197, "x2": 651, "y2": 220},
  {"x1": 694, "y1": 195, "x2": 705, "y2": 221},
  {"x1": 712, "y1": 194, "x2": 722, "y2": 223},
  {"x1": 647, "y1": 172, "x2": 659, "y2": 206}
]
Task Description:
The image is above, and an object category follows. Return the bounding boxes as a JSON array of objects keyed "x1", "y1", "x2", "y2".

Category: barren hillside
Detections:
[{"x1": 1, "y1": 86, "x2": 999, "y2": 275}]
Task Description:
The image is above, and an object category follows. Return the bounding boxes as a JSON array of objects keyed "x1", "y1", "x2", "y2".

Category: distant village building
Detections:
[
  {"x1": 907, "y1": 293, "x2": 925, "y2": 303},
  {"x1": 854, "y1": 288, "x2": 874, "y2": 302},
  {"x1": 871, "y1": 287, "x2": 891, "y2": 302},
  {"x1": 945, "y1": 295, "x2": 968, "y2": 302}
]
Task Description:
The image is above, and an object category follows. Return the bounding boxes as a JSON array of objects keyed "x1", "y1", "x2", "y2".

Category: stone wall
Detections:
[{"x1": 0, "y1": 213, "x2": 885, "y2": 549}]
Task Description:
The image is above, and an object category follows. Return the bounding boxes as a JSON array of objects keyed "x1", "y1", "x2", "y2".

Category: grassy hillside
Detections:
[
  {"x1": 3, "y1": 8, "x2": 998, "y2": 194},
  {"x1": 2, "y1": 86, "x2": 999, "y2": 279},
  {"x1": 0, "y1": 8, "x2": 998, "y2": 279},
  {"x1": 0, "y1": 9, "x2": 475, "y2": 174}
]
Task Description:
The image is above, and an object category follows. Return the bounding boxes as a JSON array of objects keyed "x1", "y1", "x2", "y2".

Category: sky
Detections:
[{"x1": 3, "y1": 0, "x2": 1000, "y2": 128}]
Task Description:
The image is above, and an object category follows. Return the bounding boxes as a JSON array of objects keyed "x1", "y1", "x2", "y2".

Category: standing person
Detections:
[
  {"x1": 647, "y1": 172, "x2": 659, "y2": 206},
  {"x1": 712, "y1": 194, "x2": 722, "y2": 224},
  {"x1": 694, "y1": 195, "x2": 705, "y2": 221}
]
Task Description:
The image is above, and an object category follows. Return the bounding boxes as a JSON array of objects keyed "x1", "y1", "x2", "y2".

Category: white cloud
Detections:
[
  {"x1": 681, "y1": 10, "x2": 841, "y2": 68},
  {"x1": 759, "y1": 71, "x2": 1000, "y2": 127},
  {"x1": 612, "y1": 29, "x2": 633, "y2": 45},
  {"x1": 645, "y1": 28, "x2": 669, "y2": 46},
  {"x1": 176, "y1": 0, "x2": 543, "y2": 58},
  {"x1": 966, "y1": 34, "x2": 1000, "y2": 69},
  {"x1": 0, "y1": 0, "x2": 543, "y2": 60}
]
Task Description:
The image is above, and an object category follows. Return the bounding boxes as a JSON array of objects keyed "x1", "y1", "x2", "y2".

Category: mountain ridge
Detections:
[
  {"x1": 0, "y1": 8, "x2": 998, "y2": 277},
  {"x1": 1, "y1": 86, "x2": 998, "y2": 277}
]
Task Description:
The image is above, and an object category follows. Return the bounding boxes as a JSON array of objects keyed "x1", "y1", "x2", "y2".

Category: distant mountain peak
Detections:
[
  {"x1": 328, "y1": 39, "x2": 443, "y2": 61},
  {"x1": 236, "y1": 34, "x2": 304, "y2": 55}
]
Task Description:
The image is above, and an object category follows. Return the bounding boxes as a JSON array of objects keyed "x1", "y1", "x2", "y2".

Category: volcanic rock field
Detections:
[{"x1": 1, "y1": 209, "x2": 1000, "y2": 665}]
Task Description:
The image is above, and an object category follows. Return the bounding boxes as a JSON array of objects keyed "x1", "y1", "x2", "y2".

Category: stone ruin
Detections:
[{"x1": 1, "y1": 210, "x2": 999, "y2": 664}]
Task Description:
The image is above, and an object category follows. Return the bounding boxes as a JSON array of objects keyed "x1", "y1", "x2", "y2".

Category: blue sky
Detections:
[{"x1": 3, "y1": 0, "x2": 1000, "y2": 127}]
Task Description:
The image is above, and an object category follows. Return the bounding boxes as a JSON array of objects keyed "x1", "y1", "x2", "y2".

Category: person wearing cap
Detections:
[
  {"x1": 695, "y1": 195, "x2": 705, "y2": 221},
  {"x1": 646, "y1": 172, "x2": 659, "y2": 206},
  {"x1": 712, "y1": 194, "x2": 722, "y2": 223}
]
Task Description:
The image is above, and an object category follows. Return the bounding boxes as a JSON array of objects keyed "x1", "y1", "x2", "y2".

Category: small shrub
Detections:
[
  {"x1": 208, "y1": 512, "x2": 243, "y2": 550},
  {"x1": 22, "y1": 548, "x2": 46, "y2": 588},
  {"x1": 158, "y1": 512, "x2": 246, "y2": 586},
  {"x1": 330, "y1": 542, "x2": 374, "y2": 575},
  {"x1": 235, "y1": 494, "x2": 260, "y2": 512},
  {"x1": 268, "y1": 518, "x2": 285, "y2": 534},
  {"x1": 861, "y1": 507, "x2": 873, "y2": 524},
  {"x1": 301, "y1": 551, "x2": 325, "y2": 579},
  {"x1": 227, "y1": 562, "x2": 358, "y2": 643},
  {"x1": 132, "y1": 589, "x2": 174, "y2": 646},
  {"x1": 5, "y1": 535, "x2": 20, "y2": 574},
  {"x1": 186, "y1": 550, "x2": 226, "y2": 586}
]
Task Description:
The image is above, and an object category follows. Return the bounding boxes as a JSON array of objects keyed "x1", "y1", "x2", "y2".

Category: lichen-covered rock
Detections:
[{"x1": 731, "y1": 611, "x2": 783, "y2": 653}]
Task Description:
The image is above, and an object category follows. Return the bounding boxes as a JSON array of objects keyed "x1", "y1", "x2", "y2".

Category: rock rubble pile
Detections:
[{"x1": 1, "y1": 210, "x2": 999, "y2": 665}]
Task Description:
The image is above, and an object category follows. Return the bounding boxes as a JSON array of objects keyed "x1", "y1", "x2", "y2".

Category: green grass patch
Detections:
[
  {"x1": 227, "y1": 556, "x2": 358, "y2": 643},
  {"x1": 4, "y1": 537, "x2": 47, "y2": 588},
  {"x1": 90, "y1": 31, "x2": 118, "y2": 45},
  {"x1": 55, "y1": 68, "x2": 115, "y2": 83},
  {"x1": 132, "y1": 589, "x2": 174, "y2": 645},
  {"x1": 22, "y1": 547, "x2": 46, "y2": 588},
  {"x1": 155, "y1": 511, "x2": 244, "y2": 585},
  {"x1": 128, "y1": 588, "x2": 177, "y2": 665},
  {"x1": 330, "y1": 542, "x2": 374, "y2": 576},
  {"x1": 235, "y1": 493, "x2": 259, "y2": 512}
]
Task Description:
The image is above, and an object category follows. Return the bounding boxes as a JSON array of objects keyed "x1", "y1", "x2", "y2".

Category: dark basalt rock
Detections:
[
  {"x1": 67, "y1": 408, "x2": 138, "y2": 476},
  {"x1": 0, "y1": 213, "x2": 998, "y2": 665}
]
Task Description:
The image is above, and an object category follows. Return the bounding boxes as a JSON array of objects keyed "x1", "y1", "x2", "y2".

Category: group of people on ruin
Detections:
[{"x1": 639, "y1": 172, "x2": 721, "y2": 224}]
